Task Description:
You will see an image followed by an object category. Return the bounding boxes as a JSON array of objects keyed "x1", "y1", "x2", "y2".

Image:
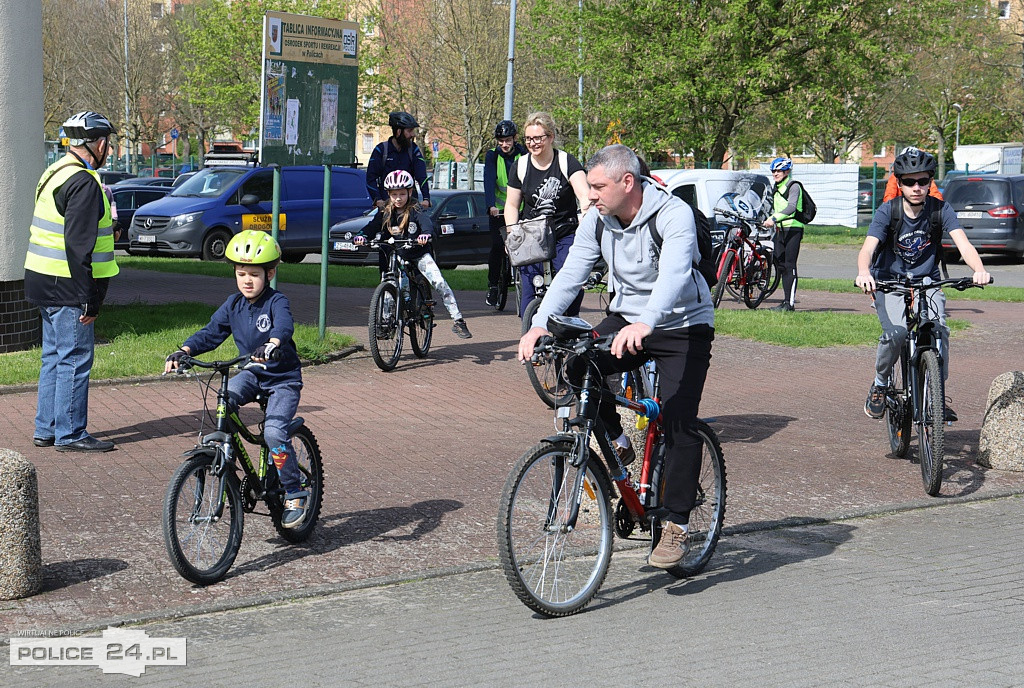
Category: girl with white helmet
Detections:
[{"x1": 355, "y1": 170, "x2": 472, "y2": 339}]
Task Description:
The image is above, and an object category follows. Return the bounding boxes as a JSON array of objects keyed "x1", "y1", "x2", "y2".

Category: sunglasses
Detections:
[{"x1": 900, "y1": 176, "x2": 932, "y2": 188}]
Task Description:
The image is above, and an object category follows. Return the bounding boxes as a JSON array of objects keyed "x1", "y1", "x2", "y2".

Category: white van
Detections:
[{"x1": 649, "y1": 169, "x2": 772, "y2": 223}]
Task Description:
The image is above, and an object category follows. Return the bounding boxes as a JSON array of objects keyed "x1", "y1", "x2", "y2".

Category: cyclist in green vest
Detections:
[
  {"x1": 763, "y1": 157, "x2": 804, "y2": 311},
  {"x1": 26, "y1": 111, "x2": 119, "y2": 452},
  {"x1": 483, "y1": 120, "x2": 527, "y2": 306}
]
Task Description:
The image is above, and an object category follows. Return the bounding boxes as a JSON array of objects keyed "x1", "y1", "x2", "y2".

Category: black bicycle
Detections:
[
  {"x1": 162, "y1": 353, "x2": 324, "y2": 585},
  {"x1": 497, "y1": 316, "x2": 726, "y2": 616},
  {"x1": 871, "y1": 276, "x2": 989, "y2": 496},
  {"x1": 366, "y1": 237, "x2": 435, "y2": 371}
]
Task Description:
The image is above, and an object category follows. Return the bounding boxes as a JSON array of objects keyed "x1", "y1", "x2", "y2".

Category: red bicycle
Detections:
[{"x1": 711, "y1": 208, "x2": 780, "y2": 309}]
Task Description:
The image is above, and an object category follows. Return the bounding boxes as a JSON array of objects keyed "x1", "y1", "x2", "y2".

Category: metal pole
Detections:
[
  {"x1": 123, "y1": 0, "x2": 131, "y2": 172},
  {"x1": 270, "y1": 164, "x2": 281, "y2": 289},
  {"x1": 577, "y1": 0, "x2": 584, "y2": 158},
  {"x1": 319, "y1": 165, "x2": 331, "y2": 340},
  {"x1": 503, "y1": 0, "x2": 517, "y2": 120}
]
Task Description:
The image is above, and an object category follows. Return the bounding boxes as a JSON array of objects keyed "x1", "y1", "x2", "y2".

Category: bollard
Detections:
[
  {"x1": 978, "y1": 372, "x2": 1024, "y2": 471},
  {"x1": 0, "y1": 449, "x2": 42, "y2": 599}
]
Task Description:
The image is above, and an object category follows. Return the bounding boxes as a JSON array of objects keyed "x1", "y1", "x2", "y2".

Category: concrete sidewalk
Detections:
[{"x1": 1, "y1": 268, "x2": 1022, "y2": 637}]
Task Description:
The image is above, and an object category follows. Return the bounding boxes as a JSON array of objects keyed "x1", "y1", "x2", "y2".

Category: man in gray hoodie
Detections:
[{"x1": 518, "y1": 144, "x2": 715, "y2": 569}]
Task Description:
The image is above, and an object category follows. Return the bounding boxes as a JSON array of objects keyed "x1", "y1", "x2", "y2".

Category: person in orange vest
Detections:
[{"x1": 882, "y1": 147, "x2": 943, "y2": 203}]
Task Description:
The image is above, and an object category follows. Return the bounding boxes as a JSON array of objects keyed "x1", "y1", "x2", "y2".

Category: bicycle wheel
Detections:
[
  {"x1": 497, "y1": 439, "x2": 614, "y2": 617},
  {"x1": 661, "y1": 420, "x2": 726, "y2": 578},
  {"x1": 918, "y1": 350, "x2": 945, "y2": 496},
  {"x1": 712, "y1": 252, "x2": 737, "y2": 308},
  {"x1": 368, "y1": 281, "x2": 403, "y2": 371},
  {"x1": 162, "y1": 453, "x2": 244, "y2": 586},
  {"x1": 742, "y1": 251, "x2": 774, "y2": 309},
  {"x1": 274, "y1": 426, "x2": 325, "y2": 543},
  {"x1": 495, "y1": 254, "x2": 511, "y2": 312},
  {"x1": 886, "y1": 353, "x2": 912, "y2": 459},
  {"x1": 522, "y1": 298, "x2": 574, "y2": 408},
  {"x1": 408, "y1": 282, "x2": 433, "y2": 358}
]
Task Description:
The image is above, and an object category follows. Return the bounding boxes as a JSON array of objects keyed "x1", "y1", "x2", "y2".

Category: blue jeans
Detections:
[
  {"x1": 36, "y1": 306, "x2": 95, "y2": 445},
  {"x1": 227, "y1": 371, "x2": 305, "y2": 495},
  {"x1": 519, "y1": 233, "x2": 584, "y2": 318}
]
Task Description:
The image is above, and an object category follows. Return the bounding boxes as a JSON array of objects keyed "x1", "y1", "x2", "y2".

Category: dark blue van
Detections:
[{"x1": 128, "y1": 166, "x2": 371, "y2": 261}]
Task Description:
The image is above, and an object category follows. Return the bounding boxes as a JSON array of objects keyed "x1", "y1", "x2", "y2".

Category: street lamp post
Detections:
[
  {"x1": 123, "y1": 0, "x2": 131, "y2": 172},
  {"x1": 503, "y1": 0, "x2": 517, "y2": 120}
]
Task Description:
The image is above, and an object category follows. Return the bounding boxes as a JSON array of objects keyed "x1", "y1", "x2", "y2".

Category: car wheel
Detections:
[
  {"x1": 281, "y1": 252, "x2": 306, "y2": 264},
  {"x1": 201, "y1": 229, "x2": 231, "y2": 261}
]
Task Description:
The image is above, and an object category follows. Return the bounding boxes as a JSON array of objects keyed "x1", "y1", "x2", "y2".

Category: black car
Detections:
[
  {"x1": 98, "y1": 170, "x2": 136, "y2": 185},
  {"x1": 114, "y1": 176, "x2": 175, "y2": 188},
  {"x1": 941, "y1": 174, "x2": 1024, "y2": 261},
  {"x1": 328, "y1": 189, "x2": 490, "y2": 268},
  {"x1": 111, "y1": 185, "x2": 172, "y2": 250},
  {"x1": 858, "y1": 179, "x2": 886, "y2": 211}
]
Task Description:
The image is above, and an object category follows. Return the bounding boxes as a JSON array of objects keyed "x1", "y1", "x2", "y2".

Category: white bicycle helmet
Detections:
[{"x1": 384, "y1": 169, "x2": 415, "y2": 190}]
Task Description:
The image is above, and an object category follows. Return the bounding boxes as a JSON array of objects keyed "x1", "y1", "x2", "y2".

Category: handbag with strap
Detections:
[{"x1": 503, "y1": 216, "x2": 555, "y2": 267}]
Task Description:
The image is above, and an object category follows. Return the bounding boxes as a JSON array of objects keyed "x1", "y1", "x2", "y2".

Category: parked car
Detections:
[
  {"x1": 858, "y1": 179, "x2": 886, "y2": 210},
  {"x1": 172, "y1": 171, "x2": 198, "y2": 188},
  {"x1": 940, "y1": 174, "x2": 1024, "y2": 261},
  {"x1": 130, "y1": 165, "x2": 372, "y2": 261},
  {"x1": 110, "y1": 184, "x2": 172, "y2": 250},
  {"x1": 115, "y1": 176, "x2": 175, "y2": 188},
  {"x1": 98, "y1": 170, "x2": 136, "y2": 185},
  {"x1": 328, "y1": 189, "x2": 489, "y2": 268}
]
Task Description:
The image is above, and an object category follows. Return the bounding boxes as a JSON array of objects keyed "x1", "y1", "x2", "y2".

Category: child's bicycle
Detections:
[
  {"x1": 869, "y1": 276, "x2": 989, "y2": 496},
  {"x1": 366, "y1": 237, "x2": 435, "y2": 371},
  {"x1": 497, "y1": 315, "x2": 726, "y2": 617},
  {"x1": 162, "y1": 353, "x2": 324, "y2": 585}
]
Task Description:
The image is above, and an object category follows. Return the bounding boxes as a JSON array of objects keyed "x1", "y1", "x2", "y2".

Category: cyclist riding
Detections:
[
  {"x1": 366, "y1": 111, "x2": 431, "y2": 210},
  {"x1": 519, "y1": 144, "x2": 714, "y2": 569},
  {"x1": 355, "y1": 169, "x2": 472, "y2": 339},
  {"x1": 484, "y1": 119, "x2": 527, "y2": 306},
  {"x1": 855, "y1": 148, "x2": 991, "y2": 421},
  {"x1": 164, "y1": 230, "x2": 310, "y2": 528}
]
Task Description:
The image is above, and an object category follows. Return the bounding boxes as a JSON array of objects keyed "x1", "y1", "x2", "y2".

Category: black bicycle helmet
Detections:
[
  {"x1": 388, "y1": 111, "x2": 419, "y2": 130},
  {"x1": 63, "y1": 111, "x2": 116, "y2": 144},
  {"x1": 893, "y1": 148, "x2": 936, "y2": 176},
  {"x1": 494, "y1": 119, "x2": 517, "y2": 139}
]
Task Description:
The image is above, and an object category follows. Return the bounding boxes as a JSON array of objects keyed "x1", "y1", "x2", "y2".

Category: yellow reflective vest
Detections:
[
  {"x1": 771, "y1": 176, "x2": 806, "y2": 230},
  {"x1": 25, "y1": 156, "x2": 118, "y2": 279}
]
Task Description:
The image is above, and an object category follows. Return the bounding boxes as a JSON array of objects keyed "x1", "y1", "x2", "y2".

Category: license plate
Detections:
[
  {"x1": 958, "y1": 211, "x2": 983, "y2": 219},
  {"x1": 333, "y1": 241, "x2": 356, "y2": 251},
  {"x1": 138, "y1": 234, "x2": 156, "y2": 243}
]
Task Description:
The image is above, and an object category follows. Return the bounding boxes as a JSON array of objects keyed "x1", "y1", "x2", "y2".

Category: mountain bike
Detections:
[
  {"x1": 871, "y1": 276, "x2": 989, "y2": 496},
  {"x1": 366, "y1": 237, "x2": 435, "y2": 371},
  {"x1": 162, "y1": 353, "x2": 324, "y2": 585},
  {"x1": 521, "y1": 263, "x2": 607, "y2": 408},
  {"x1": 712, "y1": 209, "x2": 780, "y2": 309},
  {"x1": 497, "y1": 315, "x2": 726, "y2": 617}
]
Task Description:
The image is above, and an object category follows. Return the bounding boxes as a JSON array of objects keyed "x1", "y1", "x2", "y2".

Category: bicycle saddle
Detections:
[{"x1": 547, "y1": 314, "x2": 594, "y2": 339}]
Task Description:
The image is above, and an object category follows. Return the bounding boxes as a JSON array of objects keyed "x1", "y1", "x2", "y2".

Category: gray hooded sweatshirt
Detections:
[{"x1": 531, "y1": 180, "x2": 715, "y2": 332}]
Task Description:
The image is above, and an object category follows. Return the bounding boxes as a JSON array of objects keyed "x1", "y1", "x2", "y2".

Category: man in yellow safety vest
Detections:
[{"x1": 25, "y1": 111, "x2": 119, "y2": 453}]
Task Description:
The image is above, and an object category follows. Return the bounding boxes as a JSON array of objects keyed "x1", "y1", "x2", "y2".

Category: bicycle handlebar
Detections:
[
  {"x1": 174, "y1": 348, "x2": 280, "y2": 374},
  {"x1": 866, "y1": 276, "x2": 993, "y2": 294},
  {"x1": 532, "y1": 332, "x2": 615, "y2": 361},
  {"x1": 368, "y1": 236, "x2": 430, "y2": 249}
]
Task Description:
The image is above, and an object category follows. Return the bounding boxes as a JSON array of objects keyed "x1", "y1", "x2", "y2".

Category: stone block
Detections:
[
  {"x1": 0, "y1": 449, "x2": 41, "y2": 599},
  {"x1": 978, "y1": 372, "x2": 1024, "y2": 471}
]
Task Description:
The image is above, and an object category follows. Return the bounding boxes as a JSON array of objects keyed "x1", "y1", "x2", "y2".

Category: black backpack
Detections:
[
  {"x1": 873, "y1": 195, "x2": 949, "y2": 278},
  {"x1": 788, "y1": 180, "x2": 817, "y2": 224},
  {"x1": 595, "y1": 197, "x2": 718, "y2": 292}
]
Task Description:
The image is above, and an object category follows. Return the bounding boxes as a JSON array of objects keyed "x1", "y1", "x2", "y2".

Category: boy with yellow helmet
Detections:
[{"x1": 164, "y1": 230, "x2": 309, "y2": 528}]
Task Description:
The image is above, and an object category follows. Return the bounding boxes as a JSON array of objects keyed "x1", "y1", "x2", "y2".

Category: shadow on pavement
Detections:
[
  {"x1": 709, "y1": 414, "x2": 798, "y2": 444},
  {"x1": 41, "y1": 558, "x2": 129, "y2": 593},
  {"x1": 225, "y1": 499, "x2": 464, "y2": 580},
  {"x1": 588, "y1": 521, "x2": 856, "y2": 612}
]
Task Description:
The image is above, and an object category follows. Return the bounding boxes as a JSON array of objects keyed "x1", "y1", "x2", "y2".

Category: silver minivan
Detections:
[{"x1": 941, "y1": 174, "x2": 1024, "y2": 261}]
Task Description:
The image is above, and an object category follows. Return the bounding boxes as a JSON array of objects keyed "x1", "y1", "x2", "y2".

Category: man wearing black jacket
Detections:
[
  {"x1": 25, "y1": 111, "x2": 119, "y2": 453},
  {"x1": 483, "y1": 120, "x2": 527, "y2": 306}
]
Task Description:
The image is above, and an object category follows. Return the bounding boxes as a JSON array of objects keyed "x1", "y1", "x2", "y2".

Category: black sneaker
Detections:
[
  {"x1": 864, "y1": 384, "x2": 887, "y2": 419},
  {"x1": 452, "y1": 319, "x2": 472, "y2": 339},
  {"x1": 770, "y1": 303, "x2": 794, "y2": 312},
  {"x1": 485, "y1": 287, "x2": 499, "y2": 307}
]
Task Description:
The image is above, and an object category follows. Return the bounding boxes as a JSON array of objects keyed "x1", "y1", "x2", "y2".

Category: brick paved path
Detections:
[
  {"x1": 1, "y1": 268, "x2": 1022, "y2": 635},
  {"x1": 7, "y1": 496, "x2": 1024, "y2": 686}
]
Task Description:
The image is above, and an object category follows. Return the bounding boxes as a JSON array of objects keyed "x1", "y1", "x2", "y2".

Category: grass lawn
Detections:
[{"x1": 0, "y1": 303, "x2": 354, "y2": 387}]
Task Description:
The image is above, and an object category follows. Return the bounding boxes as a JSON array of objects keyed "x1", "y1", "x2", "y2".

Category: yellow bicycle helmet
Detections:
[{"x1": 225, "y1": 230, "x2": 281, "y2": 266}]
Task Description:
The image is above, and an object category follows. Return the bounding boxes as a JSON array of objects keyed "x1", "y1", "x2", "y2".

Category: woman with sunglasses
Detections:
[
  {"x1": 503, "y1": 112, "x2": 590, "y2": 317},
  {"x1": 855, "y1": 147, "x2": 990, "y2": 421}
]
